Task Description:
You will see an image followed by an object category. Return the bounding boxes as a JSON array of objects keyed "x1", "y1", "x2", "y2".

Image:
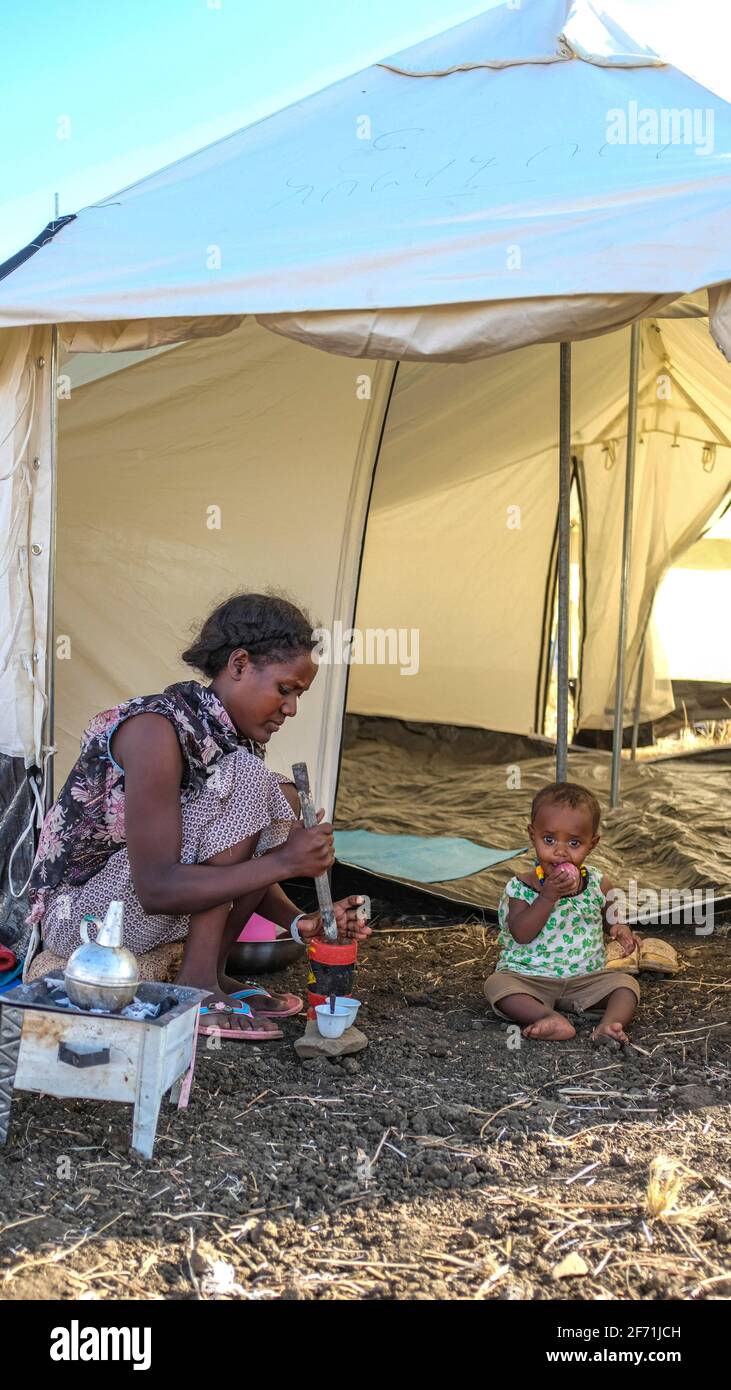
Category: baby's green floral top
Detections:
[{"x1": 496, "y1": 865, "x2": 606, "y2": 978}]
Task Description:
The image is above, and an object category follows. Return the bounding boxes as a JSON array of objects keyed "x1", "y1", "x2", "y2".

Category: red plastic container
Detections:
[{"x1": 306, "y1": 938, "x2": 358, "y2": 1019}]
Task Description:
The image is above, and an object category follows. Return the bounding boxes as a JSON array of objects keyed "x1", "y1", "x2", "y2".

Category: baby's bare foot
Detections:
[
  {"x1": 592, "y1": 1020, "x2": 629, "y2": 1048},
  {"x1": 522, "y1": 1013, "x2": 576, "y2": 1041}
]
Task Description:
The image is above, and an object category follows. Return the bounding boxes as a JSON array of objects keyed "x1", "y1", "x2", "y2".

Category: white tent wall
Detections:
[
  {"x1": 576, "y1": 434, "x2": 731, "y2": 729},
  {"x1": 347, "y1": 450, "x2": 558, "y2": 733},
  {"x1": 0, "y1": 325, "x2": 54, "y2": 766},
  {"x1": 577, "y1": 315, "x2": 731, "y2": 728},
  {"x1": 355, "y1": 326, "x2": 641, "y2": 514},
  {"x1": 347, "y1": 319, "x2": 731, "y2": 737},
  {"x1": 52, "y1": 320, "x2": 394, "y2": 810}
]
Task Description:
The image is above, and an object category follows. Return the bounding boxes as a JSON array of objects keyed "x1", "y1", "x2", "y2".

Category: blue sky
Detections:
[{"x1": 1, "y1": 0, "x2": 725, "y2": 264}]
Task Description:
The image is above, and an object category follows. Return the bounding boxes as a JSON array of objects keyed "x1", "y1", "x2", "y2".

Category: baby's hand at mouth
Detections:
[
  {"x1": 554, "y1": 860, "x2": 580, "y2": 889},
  {"x1": 543, "y1": 864, "x2": 580, "y2": 898}
]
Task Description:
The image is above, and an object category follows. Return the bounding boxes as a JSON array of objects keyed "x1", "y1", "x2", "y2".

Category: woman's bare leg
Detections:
[
  {"x1": 216, "y1": 888, "x2": 270, "y2": 995},
  {"x1": 175, "y1": 833, "x2": 279, "y2": 1034},
  {"x1": 217, "y1": 783, "x2": 302, "y2": 1004}
]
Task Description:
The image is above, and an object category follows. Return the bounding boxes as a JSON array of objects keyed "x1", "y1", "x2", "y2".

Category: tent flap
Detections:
[
  {"x1": 258, "y1": 294, "x2": 679, "y2": 364},
  {"x1": 60, "y1": 316, "x2": 244, "y2": 354},
  {"x1": 0, "y1": 326, "x2": 53, "y2": 765}
]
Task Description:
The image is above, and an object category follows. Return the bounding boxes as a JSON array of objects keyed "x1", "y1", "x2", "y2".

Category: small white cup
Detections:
[
  {"x1": 315, "y1": 1004, "x2": 350, "y2": 1039},
  {"x1": 334, "y1": 996, "x2": 361, "y2": 1027}
]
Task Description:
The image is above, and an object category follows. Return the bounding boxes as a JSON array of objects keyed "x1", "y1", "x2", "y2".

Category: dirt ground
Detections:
[{"x1": 1, "y1": 909, "x2": 730, "y2": 1302}]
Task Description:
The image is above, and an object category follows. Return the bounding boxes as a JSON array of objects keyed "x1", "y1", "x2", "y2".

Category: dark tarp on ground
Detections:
[{"x1": 335, "y1": 716, "x2": 731, "y2": 911}]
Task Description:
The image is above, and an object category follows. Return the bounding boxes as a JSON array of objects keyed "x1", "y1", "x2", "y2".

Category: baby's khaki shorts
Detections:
[{"x1": 484, "y1": 968, "x2": 640, "y2": 1019}]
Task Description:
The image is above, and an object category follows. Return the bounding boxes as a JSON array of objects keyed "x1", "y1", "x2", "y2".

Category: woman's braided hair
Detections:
[{"x1": 181, "y1": 591, "x2": 318, "y2": 678}]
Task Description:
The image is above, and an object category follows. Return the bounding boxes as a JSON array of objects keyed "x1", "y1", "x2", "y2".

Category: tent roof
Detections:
[{"x1": 1, "y1": 0, "x2": 730, "y2": 329}]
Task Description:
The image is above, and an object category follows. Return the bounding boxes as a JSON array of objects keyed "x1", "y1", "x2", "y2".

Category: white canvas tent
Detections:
[
  {"x1": 1, "y1": 0, "x2": 731, "y2": 931},
  {"x1": 348, "y1": 314, "x2": 731, "y2": 736}
]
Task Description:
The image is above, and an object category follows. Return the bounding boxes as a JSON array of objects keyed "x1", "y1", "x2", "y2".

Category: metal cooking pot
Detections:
[{"x1": 226, "y1": 937, "x2": 305, "y2": 975}]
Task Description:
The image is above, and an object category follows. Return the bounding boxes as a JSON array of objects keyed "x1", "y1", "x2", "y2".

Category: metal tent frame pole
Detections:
[
  {"x1": 630, "y1": 632, "x2": 647, "y2": 761},
  {"x1": 610, "y1": 321, "x2": 641, "y2": 807},
  {"x1": 43, "y1": 325, "x2": 59, "y2": 813},
  {"x1": 556, "y1": 342, "x2": 572, "y2": 784}
]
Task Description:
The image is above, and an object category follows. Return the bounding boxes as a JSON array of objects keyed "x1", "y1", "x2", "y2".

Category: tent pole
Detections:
[
  {"x1": 43, "y1": 325, "x2": 59, "y2": 813},
  {"x1": 610, "y1": 321, "x2": 641, "y2": 807},
  {"x1": 630, "y1": 633, "x2": 647, "y2": 761},
  {"x1": 556, "y1": 342, "x2": 571, "y2": 784}
]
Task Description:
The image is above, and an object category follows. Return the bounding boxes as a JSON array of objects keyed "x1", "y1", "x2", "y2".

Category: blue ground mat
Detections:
[{"x1": 333, "y1": 830, "x2": 526, "y2": 884}]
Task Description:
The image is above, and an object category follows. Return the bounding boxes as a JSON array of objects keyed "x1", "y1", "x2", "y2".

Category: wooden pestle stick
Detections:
[{"x1": 291, "y1": 762, "x2": 338, "y2": 942}]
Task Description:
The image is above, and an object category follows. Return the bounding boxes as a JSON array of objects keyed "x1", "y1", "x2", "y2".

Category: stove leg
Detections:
[
  {"x1": 169, "y1": 1035, "x2": 199, "y2": 1111},
  {"x1": 170, "y1": 1058, "x2": 194, "y2": 1110},
  {"x1": 131, "y1": 1026, "x2": 165, "y2": 1160},
  {"x1": 0, "y1": 1006, "x2": 22, "y2": 1146}
]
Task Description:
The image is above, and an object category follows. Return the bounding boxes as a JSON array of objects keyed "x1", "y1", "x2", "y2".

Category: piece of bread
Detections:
[
  {"x1": 638, "y1": 937, "x2": 680, "y2": 975},
  {"x1": 605, "y1": 938, "x2": 639, "y2": 973},
  {"x1": 605, "y1": 936, "x2": 680, "y2": 976}
]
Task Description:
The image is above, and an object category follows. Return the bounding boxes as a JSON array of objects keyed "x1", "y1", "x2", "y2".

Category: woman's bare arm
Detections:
[
  {"x1": 257, "y1": 883, "x2": 304, "y2": 928},
  {"x1": 113, "y1": 714, "x2": 331, "y2": 915}
]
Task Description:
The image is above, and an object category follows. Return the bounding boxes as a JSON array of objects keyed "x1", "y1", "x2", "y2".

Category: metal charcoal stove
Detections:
[{"x1": 0, "y1": 973, "x2": 207, "y2": 1159}]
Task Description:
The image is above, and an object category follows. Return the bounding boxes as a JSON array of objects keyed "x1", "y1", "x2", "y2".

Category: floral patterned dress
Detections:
[
  {"x1": 496, "y1": 866, "x2": 607, "y2": 978},
  {"x1": 26, "y1": 680, "x2": 295, "y2": 959}
]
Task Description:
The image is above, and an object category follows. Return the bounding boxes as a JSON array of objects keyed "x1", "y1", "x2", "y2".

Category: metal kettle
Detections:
[{"x1": 64, "y1": 900, "x2": 140, "y2": 1012}]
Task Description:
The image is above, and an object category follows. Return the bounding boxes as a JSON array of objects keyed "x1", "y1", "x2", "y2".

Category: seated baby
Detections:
[{"x1": 484, "y1": 781, "x2": 639, "y2": 1046}]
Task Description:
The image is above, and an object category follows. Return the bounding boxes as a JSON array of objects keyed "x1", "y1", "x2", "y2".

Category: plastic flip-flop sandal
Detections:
[
  {"x1": 230, "y1": 983, "x2": 303, "y2": 1018},
  {"x1": 197, "y1": 999, "x2": 283, "y2": 1041}
]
